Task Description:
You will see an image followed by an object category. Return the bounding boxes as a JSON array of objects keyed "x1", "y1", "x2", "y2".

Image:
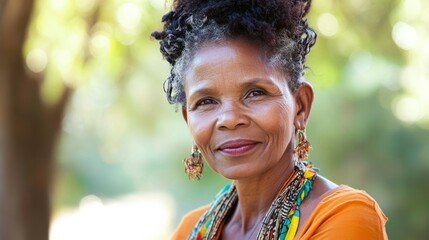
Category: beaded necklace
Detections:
[{"x1": 187, "y1": 161, "x2": 318, "y2": 240}]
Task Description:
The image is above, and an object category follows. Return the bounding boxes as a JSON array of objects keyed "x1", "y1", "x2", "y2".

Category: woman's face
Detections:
[{"x1": 182, "y1": 39, "x2": 308, "y2": 180}]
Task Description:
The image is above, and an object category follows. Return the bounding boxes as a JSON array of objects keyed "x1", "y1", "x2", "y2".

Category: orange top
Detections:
[{"x1": 170, "y1": 185, "x2": 388, "y2": 239}]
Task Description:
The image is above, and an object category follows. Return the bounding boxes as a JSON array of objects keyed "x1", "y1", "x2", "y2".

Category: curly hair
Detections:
[{"x1": 152, "y1": 0, "x2": 316, "y2": 106}]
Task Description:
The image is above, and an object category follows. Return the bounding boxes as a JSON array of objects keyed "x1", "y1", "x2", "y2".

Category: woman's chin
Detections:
[{"x1": 216, "y1": 165, "x2": 260, "y2": 181}]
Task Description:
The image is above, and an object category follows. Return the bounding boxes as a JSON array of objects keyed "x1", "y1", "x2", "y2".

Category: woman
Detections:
[{"x1": 152, "y1": 0, "x2": 388, "y2": 239}]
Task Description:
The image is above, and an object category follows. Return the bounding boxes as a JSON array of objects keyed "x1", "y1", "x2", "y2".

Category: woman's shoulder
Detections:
[
  {"x1": 317, "y1": 184, "x2": 388, "y2": 221},
  {"x1": 298, "y1": 184, "x2": 388, "y2": 239},
  {"x1": 319, "y1": 184, "x2": 383, "y2": 205},
  {"x1": 321, "y1": 185, "x2": 382, "y2": 203},
  {"x1": 170, "y1": 205, "x2": 209, "y2": 240}
]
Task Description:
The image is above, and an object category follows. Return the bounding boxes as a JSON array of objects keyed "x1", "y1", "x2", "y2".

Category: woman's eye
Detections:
[
  {"x1": 247, "y1": 89, "x2": 265, "y2": 97},
  {"x1": 196, "y1": 98, "x2": 216, "y2": 106}
]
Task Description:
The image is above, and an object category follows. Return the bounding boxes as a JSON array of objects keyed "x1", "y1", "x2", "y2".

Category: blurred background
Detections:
[{"x1": 0, "y1": 0, "x2": 428, "y2": 239}]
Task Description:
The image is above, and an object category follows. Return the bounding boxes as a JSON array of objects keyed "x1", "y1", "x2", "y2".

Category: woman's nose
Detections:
[{"x1": 216, "y1": 102, "x2": 250, "y2": 130}]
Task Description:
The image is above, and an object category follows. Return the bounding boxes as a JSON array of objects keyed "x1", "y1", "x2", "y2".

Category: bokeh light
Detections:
[
  {"x1": 317, "y1": 13, "x2": 339, "y2": 37},
  {"x1": 26, "y1": 48, "x2": 48, "y2": 73},
  {"x1": 393, "y1": 95, "x2": 425, "y2": 123},
  {"x1": 116, "y1": 3, "x2": 142, "y2": 31},
  {"x1": 392, "y1": 22, "x2": 418, "y2": 50},
  {"x1": 90, "y1": 31, "x2": 111, "y2": 57}
]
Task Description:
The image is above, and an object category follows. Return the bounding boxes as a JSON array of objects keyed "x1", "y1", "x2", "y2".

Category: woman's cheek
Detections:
[
  {"x1": 252, "y1": 101, "x2": 293, "y2": 135},
  {"x1": 188, "y1": 111, "x2": 216, "y2": 149}
]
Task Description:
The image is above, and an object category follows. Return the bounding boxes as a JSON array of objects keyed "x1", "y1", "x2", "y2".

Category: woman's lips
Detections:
[{"x1": 218, "y1": 140, "x2": 260, "y2": 156}]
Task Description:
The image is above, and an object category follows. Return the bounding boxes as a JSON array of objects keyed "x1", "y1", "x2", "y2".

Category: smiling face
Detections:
[{"x1": 182, "y1": 39, "x2": 312, "y2": 180}]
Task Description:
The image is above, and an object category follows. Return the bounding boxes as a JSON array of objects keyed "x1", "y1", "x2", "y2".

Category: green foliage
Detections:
[{"x1": 25, "y1": 0, "x2": 429, "y2": 238}]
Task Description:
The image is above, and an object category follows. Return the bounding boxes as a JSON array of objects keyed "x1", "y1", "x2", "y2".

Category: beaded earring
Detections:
[
  {"x1": 183, "y1": 145, "x2": 204, "y2": 181},
  {"x1": 293, "y1": 129, "x2": 312, "y2": 161}
]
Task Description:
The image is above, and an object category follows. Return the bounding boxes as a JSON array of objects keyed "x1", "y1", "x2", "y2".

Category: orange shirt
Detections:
[{"x1": 171, "y1": 185, "x2": 388, "y2": 239}]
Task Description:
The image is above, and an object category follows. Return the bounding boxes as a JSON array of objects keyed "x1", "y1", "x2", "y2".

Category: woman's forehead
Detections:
[
  {"x1": 189, "y1": 39, "x2": 268, "y2": 69},
  {"x1": 184, "y1": 39, "x2": 290, "y2": 94}
]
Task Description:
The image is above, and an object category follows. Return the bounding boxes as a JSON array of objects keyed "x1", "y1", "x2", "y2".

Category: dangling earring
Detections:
[
  {"x1": 183, "y1": 145, "x2": 204, "y2": 181},
  {"x1": 294, "y1": 129, "x2": 312, "y2": 161}
]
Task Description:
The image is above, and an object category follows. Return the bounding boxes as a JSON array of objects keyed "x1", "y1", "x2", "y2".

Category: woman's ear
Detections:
[
  {"x1": 182, "y1": 106, "x2": 188, "y2": 124},
  {"x1": 293, "y1": 82, "x2": 314, "y2": 130}
]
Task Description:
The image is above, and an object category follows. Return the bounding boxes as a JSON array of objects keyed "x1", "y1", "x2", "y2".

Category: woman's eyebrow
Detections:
[
  {"x1": 239, "y1": 78, "x2": 275, "y2": 88},
  {"x1": 189, "y1": 78, "x2": 275, "y2": 95},
  {"x1": 187, "y1": 81, "x2": 218, "y2": 98}
]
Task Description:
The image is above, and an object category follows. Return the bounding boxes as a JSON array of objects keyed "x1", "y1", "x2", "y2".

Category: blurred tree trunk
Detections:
[{"x1": 0, "y1": 0, "x2": 68, "y2": 239}]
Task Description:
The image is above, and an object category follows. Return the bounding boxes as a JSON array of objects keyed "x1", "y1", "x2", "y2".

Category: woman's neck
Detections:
[{"x1": 230, "y1": 157, "x2": 295, "y2": 231}]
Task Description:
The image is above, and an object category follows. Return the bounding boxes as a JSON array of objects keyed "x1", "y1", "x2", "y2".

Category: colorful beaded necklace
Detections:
[{"x1": 187, "y1": 161, "x2": 318, "y2": 240}]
